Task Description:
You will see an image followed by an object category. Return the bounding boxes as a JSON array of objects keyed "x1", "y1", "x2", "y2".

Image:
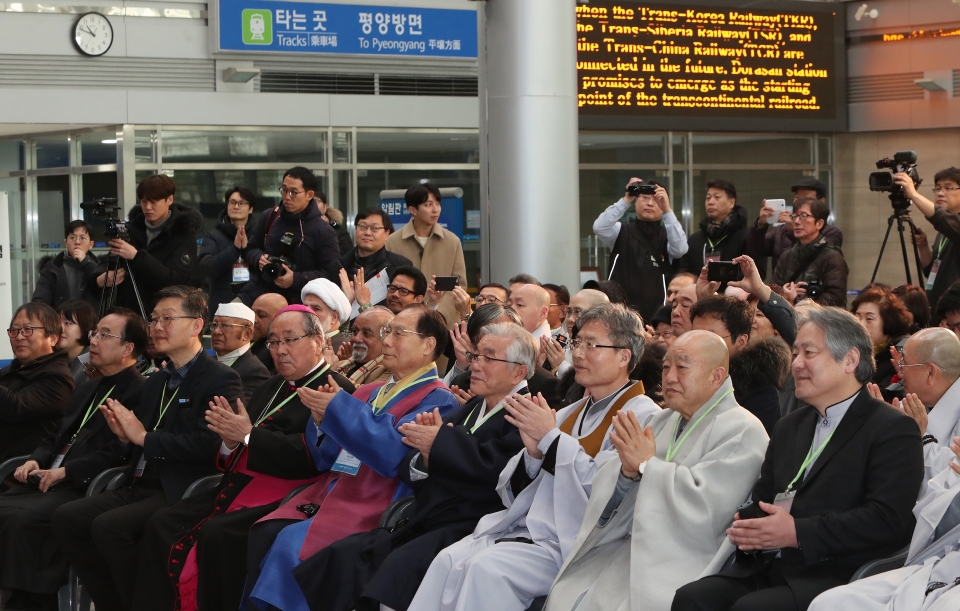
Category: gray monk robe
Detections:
[
  {"x1": 544, "y1": 379, "x2": 769, "y2": 611},
  {"x1": 808, "y1": 464, "x2": 960, "y2": 611}
]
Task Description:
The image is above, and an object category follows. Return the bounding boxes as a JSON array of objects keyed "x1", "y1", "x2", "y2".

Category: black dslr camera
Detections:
[
  {"x1": 262, "y1": 232, "x2": 298, "y2": 281},
  {"x1": 80, "y1": 197, "x2": 128, "y2": 241},
  {"x1": 626, "y1": 182, "x2": 657, "y2": 197},
  {"x1": 800, "y1": 272, "x2": 823, "y2": 300},
  {"x1": 869, "y1": 151, "x2": 921, "y2": 211}
]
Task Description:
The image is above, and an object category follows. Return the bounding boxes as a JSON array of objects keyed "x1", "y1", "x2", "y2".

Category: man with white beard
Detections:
[
  {"x1": 334, "y1": 306, "x2": 394, "y2": 386},
  {"x1": 408, "y1": 304, "x2": 660, "y2": 611}
]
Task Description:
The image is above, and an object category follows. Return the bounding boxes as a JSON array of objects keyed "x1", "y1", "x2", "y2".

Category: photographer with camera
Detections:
[
  {"x1": 240, "y1": 167, "x2": 340, "y2": 306},
  {"x1": 770, "y1": 197, "x2": 849, "y2": 306},
  {"x1": 895, "y1": 166, "x2": 960, "y2": 318},
  {"x1": 592, "y1": 177, "x2": 688, "y2": 321},
  {"x1": 94, "y1": 175, "x2": 204, "y2": 315}
]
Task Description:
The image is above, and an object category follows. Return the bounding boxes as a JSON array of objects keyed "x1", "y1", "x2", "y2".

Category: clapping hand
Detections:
[
  {"x1": 893, "y1": 393, "x2": 928, "y2": 435},
  {"x1": 298, "y1": 376, "x2": 342, "y2": 425},
  {"x1": 400, "y1": 408, "x2": 445, "y2": 465},
  {"x1": 609, "y1": 410, "x2": 656, "y2": 479},
  {"x1": 449, "y1": 322, "x2": 474, "y2": 371},
  {"x1": 205, "y1": 396, "x2": 252, "y2": 449},
  {"x1": 449, "y1": 385, "x2": 475, "y2": 406},
  {"x1": 102, "y1": 399, "x2": 147, "y2": 446},
  {"x1": 503, "y1": 393, "x2": 555, "y2": 459}
]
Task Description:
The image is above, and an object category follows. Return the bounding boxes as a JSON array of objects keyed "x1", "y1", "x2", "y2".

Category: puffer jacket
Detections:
[
  {"x1": 771, "y1": 233, "x2": 849, "y2": 307},
  {"x1": 199, "y1": 211, "x2": 256, "y2": 320},
  {"x1": 680, "y1": 205, "x2": 750, "y2": 272}
]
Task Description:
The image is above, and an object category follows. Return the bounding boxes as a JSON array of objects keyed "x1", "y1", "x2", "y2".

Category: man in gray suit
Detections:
[{"x1": 211, "y1": 303, "x2": 270, "y2": 402}]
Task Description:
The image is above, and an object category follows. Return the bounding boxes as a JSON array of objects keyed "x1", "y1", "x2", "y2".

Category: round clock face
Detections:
[{"x1": 74, "y1": 13, "x2": 114, "y2": 56}]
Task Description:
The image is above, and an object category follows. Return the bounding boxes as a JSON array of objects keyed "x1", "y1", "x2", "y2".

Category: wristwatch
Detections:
[{"x1": 243, "y1": 433, "x2": 251, "y2": 446}]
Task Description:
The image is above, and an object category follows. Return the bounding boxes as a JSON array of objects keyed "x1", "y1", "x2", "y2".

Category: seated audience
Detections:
[
  {"x1": 244, "y1": 305, "x2": 459, "y2": 611},
  {"x1": 133, "y1": 305, "x2": 357, "y2": 611},
  {"x1": 0, "y1": 303, "x2": 75, "y2": 462},
  {"x1": 936, "y1": 279, "x2": 960, "y2": 340},
  {"x1": 509, "y1": 283, "x2": 552, "y2": 340},
  {"x1": 250, "y1": 292, "x2": 288, "y2": 374},
  {"x1": 209, "y1": 302, "x2": 271, "y2": 402},
  {"x1": 852, "y1": 287, "x2": 913, "y2": 390},
  {"x1": 509, "y1": 273, "x2": 540, "y2": 292},
  {"x1": 0, "y1": 309, "x2": 147, "y2": 610},
  {"x1": 671, "y1": 283, "x2": 698, "y2": 338},
  {"x1": 549, "y1": 289, "x2": 611, "y2": 383},
  {"x1": 730, "y1": 255, "x2": 799, "y2": 345},
  {"x1": 266, "y1": 323, "x2": 534, "y2": 611},
  {"x1": 57, "y1": 300, "x2": 98, "y2": 385},
  {"x1": 51, "y1": 286, "x2": 243, "y2": 611},
  {"x1": 894, "y1": 283, "x2": 931, "y2": 332},
  {"x1": 335, "y1": 306, "x2": 395, "y2": 386},
  {"x1": 543, "y1": 283, "x2": 570, "y2": 336},
  {"x1": 411, "y1": 303, "x2": 660, "y2": 611},
  {"x1": 773, "y1": 198, "x2": 848, "y2": 307},
  {"x1": 32, "y1": 220, "x2": 101, "y2": 309},
  {"x1": 544, "y1": 331, "x2": 768, "y2": 611},
  {"x1": 666, "y1": 272, "x2": 697, "y2": 307},
  {"x1": 475, "y1": 283, "x2": 510, "y2": 308},
  {"x1": 674, "y1": 307, "x2": 924, "y2": 611},
  {"x1": 300, "y1": 278, "x2": 352, "y2": 362},
  {"x1": 648, "y1": 304, "x2": 674, "y2": 348},
  {"x1": 386, "y1": 266, "x2": 428, "y2": 314}
]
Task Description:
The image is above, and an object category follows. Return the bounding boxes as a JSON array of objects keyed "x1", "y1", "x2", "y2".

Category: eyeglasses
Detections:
[
  {"x1": 464, "y1": 351, "x2": 522, "y2": 366},
  {"x1": 566, "y1": 308, "x2": 586, "y2": 318},
  {"x1": 897, "y1": 357, "x2": 946, "y2": 372},
  {"x1": 265, "y1": 334, "x2": 316, "y2": 351},
  {"x1": 7, "y1": 326, "x2": 45, "y2": 338},
  {"x1": 355, "y1": 223, "x2": 385, "y2": 233},
  {"x1": 279, "y1": 187, "x2": 305, "y2": 198},
  {"x1": 386, "y1": 285, "x2": 415, "y2": 297},
  {"x1": 227, "y1": 199, "x2": 250, "y2": 208},
  {"x1": 380, "y1": 325, "x2": 426, "y2": 340},
  {"x1": 933, "y1": 186, "x2": 960, "y2": 194},
  {"x1": 148, "y1": 315, "x2": 198, "y2": 328},
  {"x1": 569, "y1": 338, "x2": 628, "y2": 351},
  {"x1": 208, "y1": 321, "x2": 250, "y2": 332},
  {"x1": 475, "y1": 295, "x2": 504, "y2": 306},
  {"x1": 89, "y1": 330, "x2": 125, "y2": 342},
  {"x1": 789, "y1": 213, "x2": 815, "y2": 222},
  {"x1": 66, "y1": 235, "x2": 90, "y2": 243}
]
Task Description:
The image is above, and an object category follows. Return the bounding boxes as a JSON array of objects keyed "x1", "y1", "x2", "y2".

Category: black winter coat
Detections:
[
  {"x1": 198, "y1": 211, "x2": 256, "y2": 320},
  {"x1": 771, "y1": 234, "x2": 849, "y2": 307},
  {"x1": 239, "y1": 204, "x2": 340, "y2": 305},
  {"x1": 0, "y1": 350, "x2": 75, "y2": 462},
  {"x1": 323, "y1": 247, "x2": 412, "y2": 293},
  {"x1": 729, "y1": 338, "x2": 792, "y2": 435},
  {"x1": 32, "y1": 251, "x2": 101, "y2": 309},
  {"x1": 680, "y1": 205, "x2": 750, "y2": 273},
  {"x1": 97, "y1": 204, "x2": 204, "y2": 314}
]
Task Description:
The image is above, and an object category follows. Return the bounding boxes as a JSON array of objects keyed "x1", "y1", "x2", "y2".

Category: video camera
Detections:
[
  {"x1": 869, "y1": 151, "x2": 921, "y2": 210},
  {"x1": 262, "y1": 232, "x2": 298, "y2": 281},
  {"x1": 80, "y1": 197, "x2": 128, "y2": 241},
  {"x1": 626, "y1": 182, "x2": 657, "y2": 197}
]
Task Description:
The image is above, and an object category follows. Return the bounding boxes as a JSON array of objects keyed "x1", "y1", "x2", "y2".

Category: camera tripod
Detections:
[
  {"x1": 98, "y1": 252, "x2": 146, "y2": 319},
  {"x1": 870, "y1": 203, "x2": 926, "y2": 286}
]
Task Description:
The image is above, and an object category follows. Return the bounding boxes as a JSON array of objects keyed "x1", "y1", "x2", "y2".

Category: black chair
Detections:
[
  {"x1": 0, "y1": 455, "x2": 30, "y2": 484},
  {"x1": 182, "y1": 474, "x2": 223, "y2": 499},
  {"x1": 849, "y1": 546, "x2": 910, "y2": 582},
  {"x1": 280, "y1": 483, "x2": 313, "y2": 506},
  {"x1": 377, "y1": 496, "x2": 417, "y2": 530}
]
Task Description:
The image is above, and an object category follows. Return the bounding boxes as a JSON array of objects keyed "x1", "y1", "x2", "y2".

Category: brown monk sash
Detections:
[{"x1": 559, "y1": 381, "x2": 647, "y2": 457}]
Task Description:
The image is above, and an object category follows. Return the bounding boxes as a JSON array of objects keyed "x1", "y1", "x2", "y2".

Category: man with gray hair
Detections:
[
  {"x1": 675, "y1": 307, "x2": 924, "y2": 611},
  {"x1": 410, "y1": 304, "x2": 661, "y2": 611},
  {"x1": 870, "y1": 326, "x2": 960, "y2": 483}
]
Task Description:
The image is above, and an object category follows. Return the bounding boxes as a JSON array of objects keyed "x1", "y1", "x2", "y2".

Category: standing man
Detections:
[
  {"x1": 326, "y1": 208, "x2": 412, "y2": 299},
  {"x1": 315, "y1": 191, "x2": 353, "y2": 255},
  {"x1": 210, "y1": 302, "x2": 271, "y2": 402},
  {"x1": 52, "y1": 286, "x2": 243, "y2": 611},
  {"x1": 0, "y1": 303, "x2": 75, "y2": 462},
  {"x1": 96, "y1": 174, "x2": 204, "y2": 315},
  {"x1": 32, "y1": 220, "x2": 101, "y2": 309},
  {"x1": 681, "y1": 179, "x2": 749, "y2": 273},
  {"x1": 335, "y1": 306, "x2": 395, "y2": 386},
  {"x1": 896, "y1": 167, "x2": 960, "y2": 319},
  {"x1": 250, "y1": 293, "x2": 288, "y2": 374},
  {"x1": 674, "y1": 308, "x2": 924, "y2": 611},
  {"x1": 386, "y1": 184, "x2": 467, "y2": 329},
  {"x1": 771, "y1": 198, "x2": 849, "y2": 306},
  {"x1": 240, "y1": 167, "x2": 340, "y2": 306},
  {"x1": 199, "y1": 187, "x2": 258, "y2": 320},
  {"x1": 593, "y1": 178, "x2": 688, "y2": 321}
]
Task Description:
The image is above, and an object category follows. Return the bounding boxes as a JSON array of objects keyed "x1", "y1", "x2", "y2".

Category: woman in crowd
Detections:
[
  {"x1": 199, "y1": 186, "x2": 257, "y2": 320},
  {"x1": 851, "y1": 286, "x2": 913, "y2": 390},
  {"x1": 57, "y1": 300, "x2": 98, "y2": 385},
  {"x1": 893, "y1": 284, "x2": 931, "y2": 332}
]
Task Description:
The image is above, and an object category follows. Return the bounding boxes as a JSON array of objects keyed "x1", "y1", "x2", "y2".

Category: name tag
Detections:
[
  {"x1": 331, "y1": 450, "x2": 362, "y2": 476},
  {"x1": 926, "y1": 259, "x2": 940, "y2": 290},
  {"x1": 50, "y1": 444, "x2": 71, "y2": 470},
  {"x1": 233, "y1": 261, "x2": 250, "y2": 283},
  {"x1": 133, "y1": 455, "x2": 147, "y2": 478},
  {"x1": 774, "y1": 490, "x2": 796, "y2": 514},
  {"x1": 705, "y1": 251, "x2": 721, "y2": 265}
]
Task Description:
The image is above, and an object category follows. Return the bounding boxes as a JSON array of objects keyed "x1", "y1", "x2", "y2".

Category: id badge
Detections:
[
  {"x1": 232, "y1": 260, "x2": 250, "y2": 283},
  {"x1": 705, "y1": 251, "x2": 721, "y2": 265},
  {"x1": 773, "y1": 490, "x2": 796, "y2": 514},
  {"x1": 50, "y1": 443, "x2": 71, "y2": 470},
  {"x1": 330, "y1": 450, "x2": 362, "y2": 476},
  {"x1": 133, "y1": 455, "x2": 147, "y2": 478},
  {"x1": 926, "y1": 260, "x2": 940, "y2": 290}
]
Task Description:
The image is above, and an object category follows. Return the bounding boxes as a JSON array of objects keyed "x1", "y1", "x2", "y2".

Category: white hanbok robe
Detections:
[
  {"x1": 408, "y1": 382, "x2": 660, "y2": 611},
  {"x1": 543, "y1": 378, "x2": 769, "y2": 611},
  {"x1": 808, "y1": 465, "x2": 960, "y2": 611},
  {"x1": 923, "y1": 377, "x2": 960, "y2": 486}
]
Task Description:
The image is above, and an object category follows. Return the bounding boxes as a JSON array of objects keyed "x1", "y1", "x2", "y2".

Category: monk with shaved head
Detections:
[
  {"x1": 543, "y1": 330, "x2": 769, "y2": 611},
  {"x1": 509, "y1": 283, "x2": 553, "y2": 340}
]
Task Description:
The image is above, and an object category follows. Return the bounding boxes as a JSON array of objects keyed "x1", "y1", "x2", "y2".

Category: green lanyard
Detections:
[
  {"x1": 72, "y1": 385, "x2": 115, "y2": 441},
  {"x1": 706, "y1": 234, "x2": 727, "y2": 252},
  {"x1": 155, "y1": 386, "x2": 180, "y2": 430},
  {"x1": 255, "y1": 364, "x2": 330, "y2": 427},
  {"x1": 665, "y1": 388, "x2": 733, "y2": 462},
  {"x1": 785, "y1": 428, "x2": 836, "y2": 492},
  {"x1": 936, "y1": 236, "x2": 949, "y2": 260},
  {"x1": 371, "y1": 365, "x2": 439, "y2": 414}
]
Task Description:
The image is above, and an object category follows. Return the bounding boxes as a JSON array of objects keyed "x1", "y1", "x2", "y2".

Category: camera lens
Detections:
[{"x1": 262, "y1": 263, "x2": 279, "y2": 281}]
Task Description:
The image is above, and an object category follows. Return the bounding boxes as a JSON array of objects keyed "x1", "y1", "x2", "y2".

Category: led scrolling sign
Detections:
[{"x1": 576, "y1": 2, "x2": 842, "y2": 128}]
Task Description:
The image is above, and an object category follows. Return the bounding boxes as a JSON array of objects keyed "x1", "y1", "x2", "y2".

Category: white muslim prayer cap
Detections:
[{"x1": 215, "y1": 303, "x2": 256, "y2": 324}]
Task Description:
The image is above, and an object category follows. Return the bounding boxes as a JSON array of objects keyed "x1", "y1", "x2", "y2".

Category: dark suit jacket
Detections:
[
  {"x1": 0, "y1": 350, "x2": 75, "y2": 461},
  {"x1": 129, "y1": 350, "x2": 243, "y2": 501},
  {"x1": 450, "y1": 368, "x2": 562, "y2": 409},
  {"x1": 230, "y1": 349, "x2": 272, "y2": 404},
  {"x1": 28, "y1": 365, "x2": 146, "y2": 489},
  {"x1": 725, "y1": 388, "x2": 924, "y2": 609}
]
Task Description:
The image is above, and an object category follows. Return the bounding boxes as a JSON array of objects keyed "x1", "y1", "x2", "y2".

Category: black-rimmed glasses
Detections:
[{"x1": 465, "y1": 351, "x2": 522, "y2": 366}]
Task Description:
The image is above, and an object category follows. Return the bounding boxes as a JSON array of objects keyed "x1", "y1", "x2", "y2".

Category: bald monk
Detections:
[
  {"x1": 251, "y1": 293, "x2": 288, "y2": 373},
  {"x1": 542, "y1": 331, "x2": 770, "y2": 611}
]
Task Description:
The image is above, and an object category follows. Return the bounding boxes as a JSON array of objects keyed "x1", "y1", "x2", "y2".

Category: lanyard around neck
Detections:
[
  {"x1": 786, "y1": 428, "x2": 836, "y2": 492},
  {"x1": 255, "y1": 363, "x2": 330, "y2": 427},
  {"x1": 155, "y1": 386, "x2": 179, "y2": 430},
  {"x1": 73, "y1": 385, "x2": 116, "y2": 440},
  {"x1": 706, "y1": 234, "x2": 727, "y2": 251},
  {"x1": 666, "y1": 388, "x2": 733, "y2": 462}
]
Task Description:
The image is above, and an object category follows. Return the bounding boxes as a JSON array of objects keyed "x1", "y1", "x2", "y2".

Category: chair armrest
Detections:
[
  {"x1": 0, "y1": 455, "x2": 31, "y2": 483},
  {"x1": 182, "y1": 474, "x2": 223, "y2": 499},
  {"x1": 849, "y1": 547, "x2": 910, "y2": 582}
]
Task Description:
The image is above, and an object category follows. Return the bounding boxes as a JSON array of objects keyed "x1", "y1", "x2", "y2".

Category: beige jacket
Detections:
[{"x1": 386, "y1": 220, "x2": 467, "y2": 329}]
